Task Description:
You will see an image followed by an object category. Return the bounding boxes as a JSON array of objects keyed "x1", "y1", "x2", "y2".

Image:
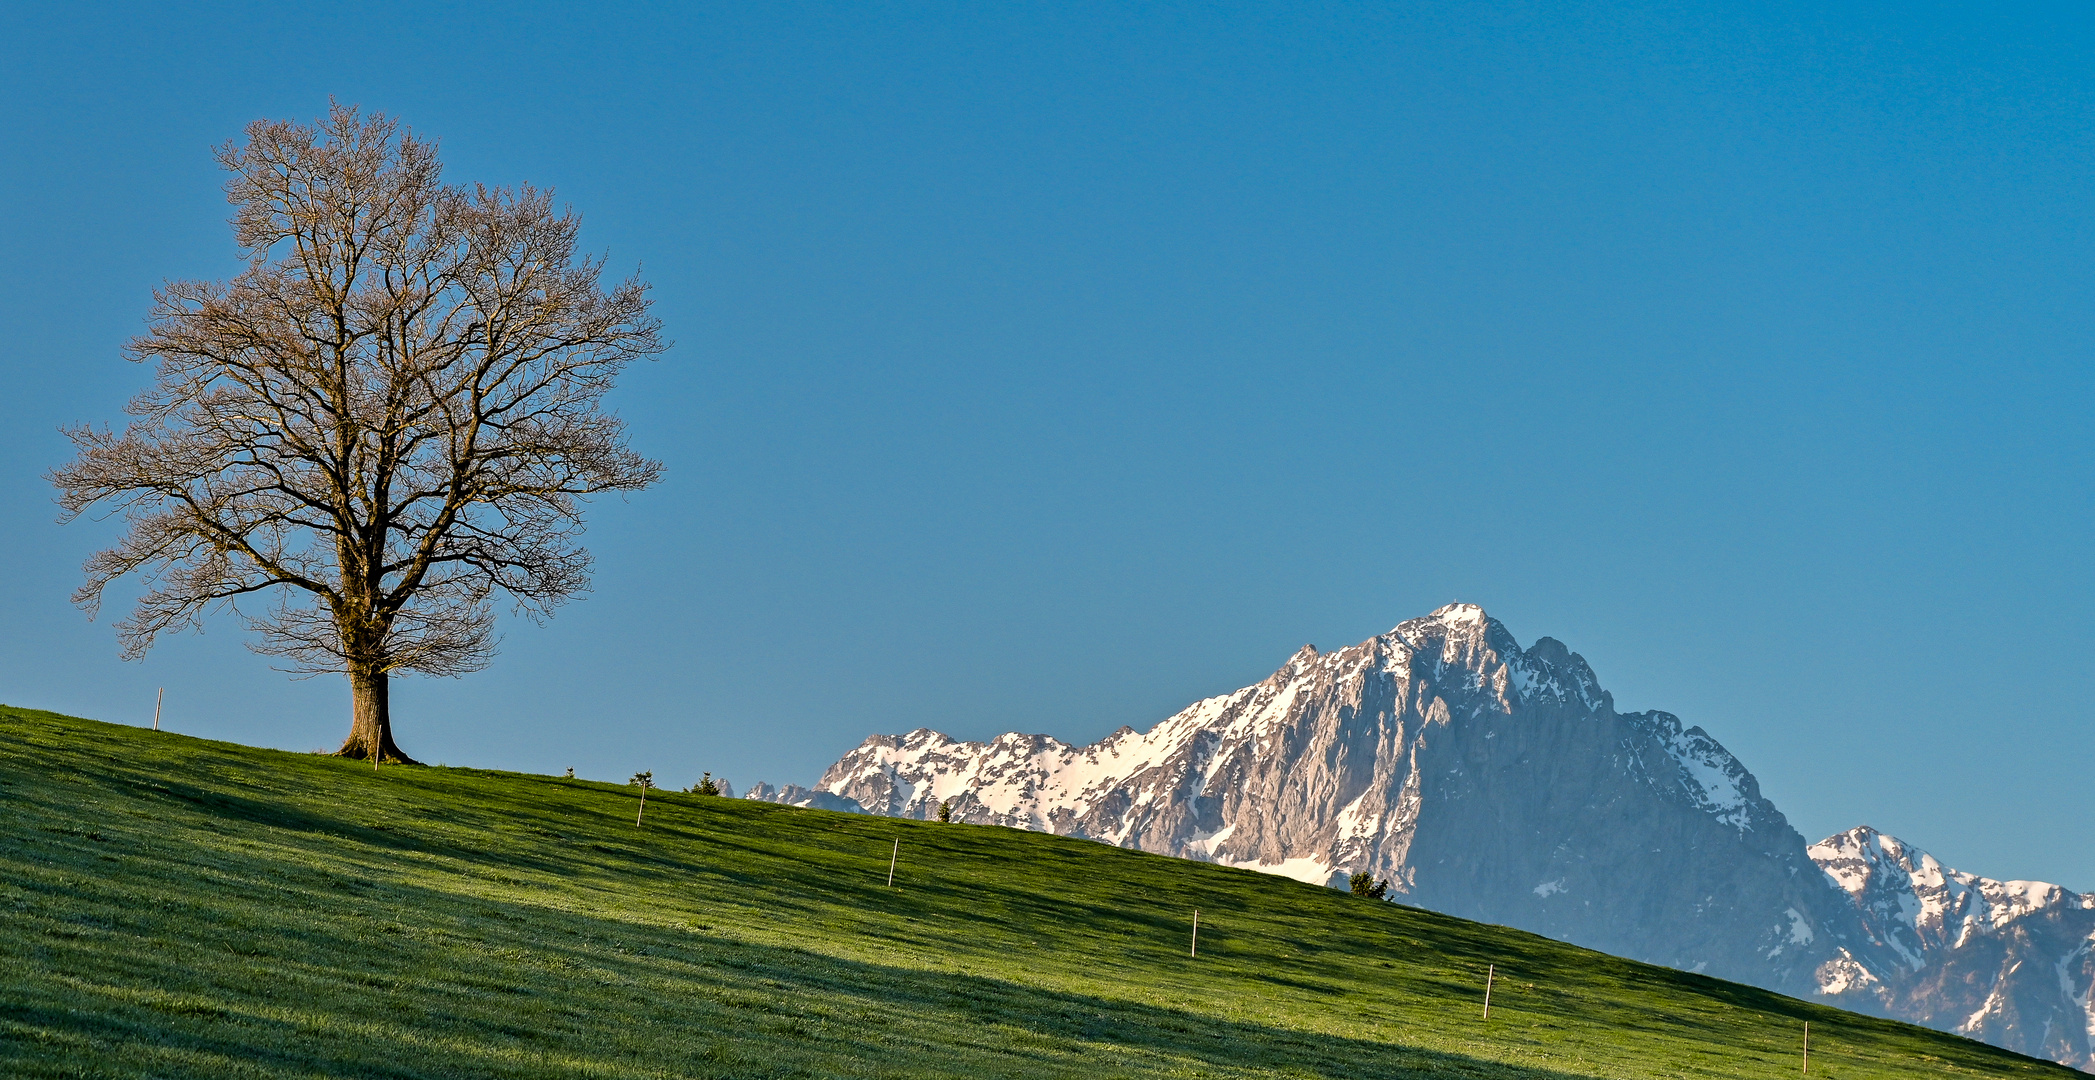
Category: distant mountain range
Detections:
[{"x1": 747, "y1": 605, "x2": 2095, "y2": 1069}]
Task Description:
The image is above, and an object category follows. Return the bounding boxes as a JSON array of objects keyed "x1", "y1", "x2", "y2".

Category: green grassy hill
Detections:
[{"x1": 0, "y1": 706, "x2": 2075, "y2": 1079}]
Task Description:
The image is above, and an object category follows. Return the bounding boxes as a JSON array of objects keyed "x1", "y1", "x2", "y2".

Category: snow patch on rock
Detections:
[
  {"x1": 1651, "y1": 715, "x2": 1754, "y2": 829},
  {"x1": 1816, "y1": 949, "x2": 1880, "y2": 996}
]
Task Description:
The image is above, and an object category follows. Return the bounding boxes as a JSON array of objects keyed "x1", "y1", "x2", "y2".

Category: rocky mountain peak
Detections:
[
  {"x1": 749, "y1": 607, "x2": 2095, "y2": 1068},
  {"x1": 782, "y1": 607, "x2": 1824, "y2": 949},
  {"x1": 1425, "y1": 601, "x2": 1489, "y2": 626},
  {"x1": 1525, "y1": 635, "x2": 1572, "y2": 666},
  {"x1": 1393, "y1": 602, "x2": 1507, "y2": 651},
  {"x1": 1811, "y1": 825, "x2": 1910, "y2": 897}
]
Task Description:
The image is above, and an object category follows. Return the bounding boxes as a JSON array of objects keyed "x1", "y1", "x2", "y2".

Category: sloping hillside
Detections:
[{"x1": 0, "y1": 706, "x2": 2076, "y2": 1079}]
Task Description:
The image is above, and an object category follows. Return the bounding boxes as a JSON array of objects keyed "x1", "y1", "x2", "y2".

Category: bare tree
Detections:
[{"x1": 52, "y1": 104, "x2": 666, "y2": 763}]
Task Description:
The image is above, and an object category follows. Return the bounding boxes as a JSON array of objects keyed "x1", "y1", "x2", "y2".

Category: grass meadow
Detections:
[{"x1": 0, "y1": 705, "x2": 2075, "y2": 1079}]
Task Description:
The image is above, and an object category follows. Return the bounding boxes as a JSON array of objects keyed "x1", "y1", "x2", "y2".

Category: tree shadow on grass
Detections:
[{"x1": 127, "y1": 776, "x2": 434, "y2": 851}]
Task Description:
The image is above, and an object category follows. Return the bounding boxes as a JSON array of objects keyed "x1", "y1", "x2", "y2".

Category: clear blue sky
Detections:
[{"x1": 3, "y1": 3, "x2": 2089, "y2": 889}]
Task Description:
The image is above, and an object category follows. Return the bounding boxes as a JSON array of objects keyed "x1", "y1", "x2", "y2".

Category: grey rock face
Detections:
[
  {"x1": 744, "y1": 780, "x2": 866, "y2": 814},
  {"x1": 773, "y1": 604, "x2": 2092, "y2": 1068}
]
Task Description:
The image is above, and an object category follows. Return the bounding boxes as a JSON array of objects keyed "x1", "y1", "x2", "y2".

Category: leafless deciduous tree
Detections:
[{"x1": 52, "y1": 105, "x2": 666, "y2": 763}]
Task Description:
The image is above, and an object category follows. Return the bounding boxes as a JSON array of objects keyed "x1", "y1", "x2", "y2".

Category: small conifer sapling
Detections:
[{"x1": 1349, "y1": 872, "x2": 1390, "y2": 899}]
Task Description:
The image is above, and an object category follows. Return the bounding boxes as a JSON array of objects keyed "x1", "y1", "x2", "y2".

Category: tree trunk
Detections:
[{"x1": 337, "y1": 666, "x2": 416, "y2": 763}]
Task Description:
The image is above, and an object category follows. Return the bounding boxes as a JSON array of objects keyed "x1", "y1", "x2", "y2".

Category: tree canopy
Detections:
[{"x1": 53, "y1": 104, "x2": 666, "y2": 762}]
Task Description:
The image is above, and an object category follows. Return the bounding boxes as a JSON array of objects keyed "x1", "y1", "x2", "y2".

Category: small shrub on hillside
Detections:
[
  {"x1": 689, "y1": 773, "x2": 722, "y2": 796},
  {"x1": 937, "y1": 799, "x2": 953, "y2": 823},
  {"x1": 1349, "y1": 872, "x2": 1389, "y2": 899}
]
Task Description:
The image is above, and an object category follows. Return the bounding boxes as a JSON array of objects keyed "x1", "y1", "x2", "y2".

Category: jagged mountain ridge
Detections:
[
  {"x1": 1811, "y1": 826, "x2": 2095, "y2": 1066},
  {"x1": 748, "y1": 604, "x2": 2095, "y2": 1069}
]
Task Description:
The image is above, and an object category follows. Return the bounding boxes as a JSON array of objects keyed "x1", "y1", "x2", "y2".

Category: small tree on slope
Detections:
[{"x1": 51, "y1": 104, "x2": 665, "y2": 764}]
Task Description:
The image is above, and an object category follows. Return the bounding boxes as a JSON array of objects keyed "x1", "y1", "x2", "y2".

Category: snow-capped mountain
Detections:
[
  {"x1": 748, "y1": 604, "x2": 2093, "y2": 1068},
  {"x1": 1810, "y1": 826, "x2": 2095, "y2": 1066}
]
